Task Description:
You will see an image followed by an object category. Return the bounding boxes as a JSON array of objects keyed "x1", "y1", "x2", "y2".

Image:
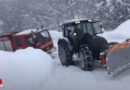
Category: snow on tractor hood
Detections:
[
  {"x1": 0, "y1": 47, "x2": 53, "y2": 89},
  {"x1": 99, "y1": 19, "x2": 130, "y2": 43}
]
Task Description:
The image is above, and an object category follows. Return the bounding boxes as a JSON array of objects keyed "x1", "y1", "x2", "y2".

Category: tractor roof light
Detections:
[
  {"x1": 88, "y1": 19, "x2": 92, "y2": 22},
  {"x1": 75, "y1": 21, "x2": 80, "y2": 24}
]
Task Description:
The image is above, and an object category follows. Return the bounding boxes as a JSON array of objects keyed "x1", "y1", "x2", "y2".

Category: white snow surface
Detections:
[
  {"x1": 0, "y1": 20, "x2": 130, "y2": 90},
  {"x1": 0, "y1": 48, "x2": 53, "y2": 90},
  {"x1": 49, "y1": 30, "x2": 63, "y2": 48},
  {"x1": 99, "y1": 19, "x2": 130, "y2": 43}
]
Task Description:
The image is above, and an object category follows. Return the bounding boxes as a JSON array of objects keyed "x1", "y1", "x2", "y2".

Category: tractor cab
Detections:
[
  {"x1": 61, "y1": 19, "x2": 103, "y2": 39},
  {"x1": 60, "y1": 19, "x2": 104, "y2": 52}
]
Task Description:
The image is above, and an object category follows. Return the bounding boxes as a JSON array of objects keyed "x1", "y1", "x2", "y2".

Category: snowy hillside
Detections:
[
  {"x1": 0, "y1": 20, "x2": 130, "y2": 90},
  {"x1": 100, "y1": 19, "x2": 130, "y2": 43},
  {"x1": 0, "y1": 0, "x2": 129, "y2": 31}
]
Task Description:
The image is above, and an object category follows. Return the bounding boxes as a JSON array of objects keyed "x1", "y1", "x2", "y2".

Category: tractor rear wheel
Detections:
[
  {"x1": 79, "y1": 47, "x2": 94, "y2": 71},
  {"x1": 58, "y1": 41, "x2": 73, "y2": 66}
]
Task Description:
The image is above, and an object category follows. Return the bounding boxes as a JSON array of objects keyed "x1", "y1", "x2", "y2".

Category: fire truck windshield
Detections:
[{"x1": 34, "y1": 31, "x2": 50, "y2": 45}]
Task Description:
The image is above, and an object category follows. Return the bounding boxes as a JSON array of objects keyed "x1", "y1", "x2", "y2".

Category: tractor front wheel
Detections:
[{"x1": 79, "y1": 47, "x2": 94, "y2": 71}]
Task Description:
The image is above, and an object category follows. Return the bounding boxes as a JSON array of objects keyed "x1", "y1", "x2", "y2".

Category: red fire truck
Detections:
[{"x1": 0, "y1": 29, "x2": 55, "y2": 53}]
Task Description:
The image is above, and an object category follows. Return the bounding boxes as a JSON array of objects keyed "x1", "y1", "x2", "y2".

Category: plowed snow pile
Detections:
[
  {"x1": 100, "y1": 19, "x2": 130, "y2": 43},
  {"x1": 0, "y1": 47, "x2": 53, "y2": 89}
]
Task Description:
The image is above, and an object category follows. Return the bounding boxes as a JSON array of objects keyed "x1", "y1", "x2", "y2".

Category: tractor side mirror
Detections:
[
  {"x1": 99, "y1": 23, "x2": 103, "y2": 28},
  {"x1": 68, "y1": 29, "x2": 72, "y2": 34},
  {"x1": 95, "y1": 23, "x2": 104, "y2": 34},
  {"x1": 99, "y1": 23, "x2": 104, "y2": 33}
]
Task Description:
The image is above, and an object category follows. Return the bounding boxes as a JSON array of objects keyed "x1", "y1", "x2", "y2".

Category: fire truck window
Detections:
[
  {"x1": 24, "y1": 36, "x2": 33, "y2": 45},
  {"x1": 35, "y1": 33, "x2": 47, "y2": 45},
  {"x1": 41, "y1": 31, "x2": 49, "y2": 38},
  {"x1": 15, "y1": 37, "x2": 22, "y2": 47}
]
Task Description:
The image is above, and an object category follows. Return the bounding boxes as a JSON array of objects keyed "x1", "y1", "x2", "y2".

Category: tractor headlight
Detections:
[{"x1": 75, "y1": 21, "x2": 80, "y2": 24}]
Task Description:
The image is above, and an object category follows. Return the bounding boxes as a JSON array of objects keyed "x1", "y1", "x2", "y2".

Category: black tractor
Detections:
[{"x1": 58, "y1": 19, "x2": 108, "y2": 71}]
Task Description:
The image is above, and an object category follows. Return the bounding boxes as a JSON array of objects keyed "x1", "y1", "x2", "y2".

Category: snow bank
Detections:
[
  {"x1": 0, "y1": 47, "x2": 53, "y2": 89},
  {"x1": 99, "y1": 19, "x2": 130, "y2": 43}
]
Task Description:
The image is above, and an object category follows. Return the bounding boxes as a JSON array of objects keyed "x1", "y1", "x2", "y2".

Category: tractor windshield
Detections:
[
  {"x1": 63, "y1": 22, "x2": 95, "y2": 38},
  {"x1": 75, "y1": 22, "x2": 95, "y2": 36}
]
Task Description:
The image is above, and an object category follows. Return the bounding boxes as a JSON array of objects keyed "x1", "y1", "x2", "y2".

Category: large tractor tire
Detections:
[
  {"x1": 79, "y1": 46, "x2": 94, "y2": 71},
  {"x1": 58, "y1": 40, "x2": 73, "y2": 66}
]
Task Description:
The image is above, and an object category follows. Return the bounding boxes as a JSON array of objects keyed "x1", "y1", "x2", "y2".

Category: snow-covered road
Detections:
[{"x1": 43, "y1": 49, "x2": 130, "y2": 90}]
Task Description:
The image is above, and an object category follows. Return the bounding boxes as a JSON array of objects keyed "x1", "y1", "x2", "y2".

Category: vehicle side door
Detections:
[
  {"x1": 35, "y1": 30, "x2": 53, "y2": 51},
  {"x1": 12, "y1": 36, "x2": 23, "y2": 51}
]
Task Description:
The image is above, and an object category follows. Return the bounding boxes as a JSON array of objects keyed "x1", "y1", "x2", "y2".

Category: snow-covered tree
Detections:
[{"x1": 0, "y1": 0, "x2": 129, "y2": 32}]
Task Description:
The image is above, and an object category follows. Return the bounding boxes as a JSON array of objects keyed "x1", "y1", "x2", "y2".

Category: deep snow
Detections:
[
  {"x1": 99, "y1": 19, "x2": 130, "y2": 43},
  {"x1": 0, "y1": 20, "x2": 130, "y2": 90},
  {"x1": 0, "y1": 48, "x2": 53, "y2": 90}
]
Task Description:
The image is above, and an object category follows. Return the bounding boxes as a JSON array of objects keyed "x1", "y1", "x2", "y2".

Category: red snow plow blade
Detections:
[{"x1": 107, "y1": 42, "x2": 130, "y2": 76}]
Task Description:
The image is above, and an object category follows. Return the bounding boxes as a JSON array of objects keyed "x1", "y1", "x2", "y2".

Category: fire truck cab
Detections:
[{"x1": 0, "y1": 29, "x2": 55, "y2": 53}]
